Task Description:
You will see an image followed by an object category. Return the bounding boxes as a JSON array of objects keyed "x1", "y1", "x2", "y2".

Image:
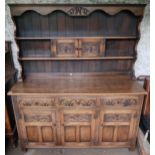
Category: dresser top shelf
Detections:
[{"x1": 9, "y1": 74, "x2": 146, "y2": 96}]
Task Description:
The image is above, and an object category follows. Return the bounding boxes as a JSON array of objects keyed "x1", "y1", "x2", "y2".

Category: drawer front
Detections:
[
  {"x1": 58, "y1": 96, "x2": 97, "y2": 108},
  {"x1": 100, "y1": 96, "x2": 139, "y2": 109},
  {"x1": 17, "y1": 96, "x2": 56, "y2": 108}
]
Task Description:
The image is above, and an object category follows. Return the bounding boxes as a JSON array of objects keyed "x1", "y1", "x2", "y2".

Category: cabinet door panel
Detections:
[
  {"x1": 52, "y1": 39, "x2": 78, "y2": 57},
  {"x1": 99, "y1": 110, "x2": 137, "y2": 146},
  {"x1": 60, "y1": 110, "x2": 95, "y2": 146},
  {"x1": 21, "y1": 109, "x2": 57, "y2": 145},
  {"x1": 117, "y1": 126, "x2": 130, "y2": 142},
  {"x1": 26, "y1": 126, "x2": 39, "y2": 142},
  {"x1": 42, "y1": 126, "x2": 54, "y2": 142},
  {"x1": 102, "y1": 126, "x2": 114, "y2": 142},
  {"x1": 79, "y1": 39, "x2": 105, "y2": 57},
  {"x1": 64, "y1": 126, "x2": 76, "y2": 142}
]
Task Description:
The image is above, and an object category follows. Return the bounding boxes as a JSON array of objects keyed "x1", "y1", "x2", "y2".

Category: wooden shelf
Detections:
[
  {"x1": 18, "y1": 56, "x2": 135, "y2": 61},
  {"x1": 16, "y1": 36, "x2": 138, "y2": 40}
]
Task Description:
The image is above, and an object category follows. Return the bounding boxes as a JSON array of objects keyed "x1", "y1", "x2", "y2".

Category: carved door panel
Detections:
[
  {"x1": 21, "y1": 109, "x2": 57, "y2": 146},
  {"x1": 52, "y1": 39, "x2": 78, "y2": 57},
  {"x1": 60, "y1": 110, "x2": 96, "y2": 146},
  {"x1": 98, "y1": 110, "x2": 137, "y2": 147},
  {"x1": 79, "y1": 39, "x2": 105, "y2": 57}
]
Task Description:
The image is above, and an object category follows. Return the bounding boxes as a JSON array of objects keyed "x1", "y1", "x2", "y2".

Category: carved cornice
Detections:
[
  {"x1": 67, "y1": 6, "x2": 89, "y2": 16},
  {"x1": 10, "y1": 5, "x2": 145, "y2": 16}
]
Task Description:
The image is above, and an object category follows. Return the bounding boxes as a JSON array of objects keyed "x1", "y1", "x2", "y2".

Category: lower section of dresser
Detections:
[{"x1": 11, "y1": 95, "x2": 144, "y2": 151}]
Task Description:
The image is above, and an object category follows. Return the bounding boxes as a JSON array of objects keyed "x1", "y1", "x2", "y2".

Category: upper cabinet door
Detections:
[
  {"x1": 52, "y1": 39, "x2": 78, "y2": 57},
  {"x1": 79, "y1": 39, "x2": 105, "y2": 57}
]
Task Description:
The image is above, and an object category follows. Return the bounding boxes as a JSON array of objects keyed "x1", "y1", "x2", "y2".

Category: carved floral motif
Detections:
[
  {"x1": 101, "y1": 98, "x2": 138, "y2": 107},
  {"x1": 104, "y1": 114, "x2": 131, "y2": 122},
  {"x1": 82, "y1": 42, "x2": 99, "y2": 56},
  {"x1": 64, "y1": 114, "x2": 91, "y2": 122},
  {"x1": 67, "y1": 6, "x2": 89, "y2": 16},
  {"x1": 25, "y1": 115, "x2": 52, "y2": 122},
  {"x1": 59, "y1": 98, "x2": 96, "y2": 107},
  {"x1": 57, "y1": 43, "x2": 75, "y2": 56},
  {"x1": 17, "y1": 97, "x2": 56, "y2": 107}
]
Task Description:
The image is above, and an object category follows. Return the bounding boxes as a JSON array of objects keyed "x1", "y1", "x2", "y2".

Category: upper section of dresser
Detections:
[{"x1": 9, "y1": 4, "x2": 146, "y2": 80}]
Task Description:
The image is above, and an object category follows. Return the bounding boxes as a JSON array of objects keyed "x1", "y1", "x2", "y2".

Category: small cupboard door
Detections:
[
  {"x1": 78, "y1": 39, "x2": 105, "y2": 57},
  {"x1": 51, "y1": 38, "x2": 105, "y2": 58},
  {"x1": 60, "y1": 110, "x2": 96, "y2": 146},
  {"x1": 52, "y1": 39, "x2": 78, "y2": 57},
  {"x1": 21, "y1": 109, "x2": 57, "y2": 146},
  {"x1": 98, "y1": 110, "x2": 137, "y2": 147}
]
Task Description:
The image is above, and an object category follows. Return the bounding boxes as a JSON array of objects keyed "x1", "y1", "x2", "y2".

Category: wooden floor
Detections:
[{"x1": 6, "y1": 144, "x2": 140, "y2": 155}]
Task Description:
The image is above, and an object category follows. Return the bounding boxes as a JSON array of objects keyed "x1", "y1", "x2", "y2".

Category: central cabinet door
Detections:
[{"x1": 60, "y1": 109, "x2": 96, "y2": 146}]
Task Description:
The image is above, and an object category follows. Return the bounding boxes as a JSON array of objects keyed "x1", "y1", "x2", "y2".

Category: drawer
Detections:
[
  {"x1": 17, "y1": 96, "x2": 56, "y2": 108},
  {"x1": 100, "y1": 96, "x2": 138, "y2": 109},
  {"x1": 58, "y1": 96, "x2": 97, "y2": 108}
]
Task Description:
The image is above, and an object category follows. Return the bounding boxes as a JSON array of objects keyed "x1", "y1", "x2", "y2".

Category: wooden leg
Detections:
[
  {"x1": 20, "y1": 140, "x2": 28, "y2": 152},
  {"x1": 128, "y1": 146, "x2": 136, "y2": 151},
  {"x1": 128, "y1": 140, "x2": 136, "y2": 151},
  {"x1": 21, "y1": 146, "x2": 27, "y2": 152}
]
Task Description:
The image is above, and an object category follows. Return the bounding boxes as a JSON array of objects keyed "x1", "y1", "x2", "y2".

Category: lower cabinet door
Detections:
[
  {"x1": 98, "y1": 110, "x2": 137, "y2": 147},
  {"x1": 21, "y1": 109, "x2": 57, "y2": 147},
  {"x1": 60, "y1": 110, "x2": 96, "y2": 146}
]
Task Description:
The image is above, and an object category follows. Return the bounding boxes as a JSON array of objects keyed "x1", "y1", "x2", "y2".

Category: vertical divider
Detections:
[
  {"x1": 100, "y1": 39, "x2": 106, "y2": 56},
  {"x1": 113, "y1": 126, "x2": 118, "y2": 142},
  {"x1": 75, "y1": 39, "x2": 79, "y2": 57},
  {"x1": 38, "y1": 126, "x2": 42, "y2": 142},
  {"x1": 76, "y1": 125, "x2": 80, "y2": 142},
  {"x1": 78, "y1": 39, "x2": 82, "y2": 57},
  {"x1": 51, "y1": 39, "x2": 56, "y2": 57}
]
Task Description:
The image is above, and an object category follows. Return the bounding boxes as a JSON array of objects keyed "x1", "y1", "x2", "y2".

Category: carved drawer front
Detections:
[
  {"x1": 22, "y1": 110, "x2": 57, "y2": 145},
  {"x1": 58, "y1": 97, "x2": 97, "y2": 108},
  {"x1": 98, "y1": 110, "x2": 138, "y2": 146},
  {"x1": 100, "y1": 96, "x2": 138, "y2": 109},
  {"x1": 52, "y1": 39, "x2": 78, "y2": 57},
  {"x1": 17, "y1": 96, "x2": 56, "y2": 108},
  {"x1": 60, "y1": 110, "x2": 96, "y2": 146},
  {"x1": 79, "y1": 39, "x2": 105, "y2": 57}
]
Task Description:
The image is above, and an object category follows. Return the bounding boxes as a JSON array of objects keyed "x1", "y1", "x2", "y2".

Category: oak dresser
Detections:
[{"x1": 8, "y1": 4, "x2": 146, "y2": 151}]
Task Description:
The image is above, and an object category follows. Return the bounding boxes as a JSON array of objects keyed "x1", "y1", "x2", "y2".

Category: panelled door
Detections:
[
  {"x1": 98, "y1": 110, "x2": 137, "y2": 146},
  {"x1": 51, "y1": 38, "x2": 105, "y2": 57},
  {"x1": 52, "y1": 39, "x2": 78, "y2": 57},
  {"x1": 60, "y1": 109, "x2": 96, "y2": 146},
  {"x1": 79, "y1": 39, "x2": 105, "y2": 57},
  {"x1": 17, "y1": 96, "x2": 57, "y2": 147},
  {"x1": 98, "y1": 96, "x2": 139, "y2": 147}
]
